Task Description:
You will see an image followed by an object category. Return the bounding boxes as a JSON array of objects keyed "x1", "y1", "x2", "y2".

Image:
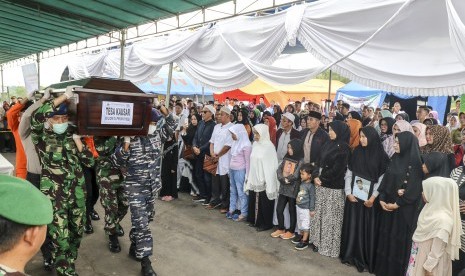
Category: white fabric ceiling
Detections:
[{"x1": 67, "y1": 0, "x2": 465, "y2": 96}]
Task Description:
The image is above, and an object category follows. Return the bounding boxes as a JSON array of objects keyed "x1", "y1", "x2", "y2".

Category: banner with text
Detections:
[
  {"x1": 336, "y1": 93, "x2": 383, "y2": 110},
  {"x1": 101, "y1": 101, "x2": 134, "y2": 125}
]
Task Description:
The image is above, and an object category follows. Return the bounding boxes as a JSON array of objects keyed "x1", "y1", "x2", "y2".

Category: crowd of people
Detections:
[{"x1": 1, "y1": 90, "x2": 465, "y2": 276}]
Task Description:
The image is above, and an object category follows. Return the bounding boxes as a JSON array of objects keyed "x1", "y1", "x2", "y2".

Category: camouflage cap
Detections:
[{"x1": 0, "y1": 175, "x2": 53, "y2": 225}]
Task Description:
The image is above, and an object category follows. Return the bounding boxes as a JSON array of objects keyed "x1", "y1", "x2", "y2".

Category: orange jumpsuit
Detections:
[{"x1": 6, "y1": 103, "x2": 27, "y2": 179}]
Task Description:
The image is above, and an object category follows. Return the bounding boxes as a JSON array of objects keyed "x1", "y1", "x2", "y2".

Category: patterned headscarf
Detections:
[
  {"x1": 346, "y1": 119, "x2": 362, "y2": 150},
  {"x1": 421, "y1": 125, "x2": 453, "y2": 154}
]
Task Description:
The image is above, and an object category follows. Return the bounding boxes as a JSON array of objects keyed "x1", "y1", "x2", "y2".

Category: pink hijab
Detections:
[
  {"x1": 394, "y1": 120, "x2": 414, "y2": 134},
  {"x1": 411, "y1": 122, "x2": 427, "y2": 147}
]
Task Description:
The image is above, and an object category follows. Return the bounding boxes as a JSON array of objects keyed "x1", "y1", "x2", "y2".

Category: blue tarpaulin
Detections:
[{"x1": 336, "y1": 81, "x2": 448, "y2": 124}]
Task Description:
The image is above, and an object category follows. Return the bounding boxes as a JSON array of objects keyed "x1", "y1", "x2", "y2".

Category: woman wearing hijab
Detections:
[
  {"x1": 395, "y1": 112, "x2": 410, "y2": 122},
  {"x1": 429, "y1": 111, "x2": 441, "y2": 125},
  {"x1": 346, "y1": 118, "x2": 362, "y2": 151},
  {"x1": 264, "y1": 116, "x2": 277, "y2": 147},
  {"x1": 311, "y1": 121, "x2": 351, "y2": 257},
  {"x1": 236, "y1": 108, "x2": 252, "y2": 139},
  {"x1": 180, "y1": 113, "x2": 202, "y2": 197},
  {"x1": 249, "y1": 108, "x2": 261, "y2": 126},
  {"x1": 379, "y1": 117, "x2": 396, "y2": 158},
  {"x1": 375, "y1": 132, "x2": 423, "y2": 276},
  {"x1": 412, "y1": 122, "x2": 428, "y2": 148},
  {"x1": 340, "y1": 126, "x2": 389, "y2": 272},
  {"x1": 422, "y1": 125, "x2": 455, "y2": 171},
  {"x1": 453, "y1": 128, "x2": 465, "y2": 167},
  {"x1": 406, "y1": 177, "x2": 462, "y2": 276},
  {"x1": 393, "y1": 120, "x2": 414, "y2": 136},
  {"x1": 348, "y1": 111, "x2": 363, "y2": 123},
  {"x1": 449, "y1": 159, "x2": 465, "y2": 275},
  {"x1": 423, "y1": 118, "x2": 439, "y2": 126},
  {"x1": 227, "y1": 124, "x2": 252, "y2": 222},
  {"x1": 245, "y1": 124, "x2": 279, "y2": 232},
  {"x1": 447, "y1": 115, "x2": 460, "y2": 133}
]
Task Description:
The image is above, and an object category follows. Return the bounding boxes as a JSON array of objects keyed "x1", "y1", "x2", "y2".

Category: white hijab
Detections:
[
  {"x1": 245, "y1": 124, "x2": 279, "y2": 200},
  {"x1": 229, "y1": 124, "x2": 251, "y2": 157},
  {"x1": 413, "y1": 177, "x2": 463, "y2": 260}
]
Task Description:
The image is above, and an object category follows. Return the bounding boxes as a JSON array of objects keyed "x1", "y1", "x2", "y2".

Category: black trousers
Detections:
[
  {"x1": 276, "y1": 194, "x2": 297, "y2": 232},
  {"x1": 194, "y1": 155, "x2": 212, "y2": 200},
  {"x1": 83, "y1": 166, "x2": 99, "y2": 220},
  {"x1": 452, "y1": 249, "x2": 465, "y2": 276},
  {"x1": 211, "y1": 174, "x2": 230, "y2": 209},
  {"x1": 160, "y1": 141, "x2": 178, "y2": 198},
  {"x1": 27, "y1": 171, "x2": 52, "y2": 259}
]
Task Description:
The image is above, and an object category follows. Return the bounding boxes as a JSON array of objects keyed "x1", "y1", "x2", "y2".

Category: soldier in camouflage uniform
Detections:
[
  {"x1": 31, "y1": 89, "x2": 94, "y2": 276},
  {"x1": 112, "y1": 105, "x2": 176, "y2": 276},
  {"x1": 93, "y1": 136, "x2": 128, "y2": 252}
]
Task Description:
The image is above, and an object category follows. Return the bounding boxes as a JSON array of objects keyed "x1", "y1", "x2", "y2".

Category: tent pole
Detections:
[
  {"x1": 36, "y1": 53, "x2": 41, "y2": 91},
  {"x1": 119, "y1": 29, "x2": 126, "y2": 79},
  {"x1": 0, "y1": 65, "x2": 3, "y2": 94},
  {"x1": 166, "y1": 62, "x2": 174, "y2": 107},
  {"x1": 202, "y1": 86, "x2": 205, "y2": 103},
  {"x1": 327, "y1": 70, "x2": 332, "y2": 100}
]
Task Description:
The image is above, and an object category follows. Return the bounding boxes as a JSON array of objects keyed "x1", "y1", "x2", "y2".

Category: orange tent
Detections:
[{"x1": 215, "y1": 78, "x2": 345, "y2": 106}]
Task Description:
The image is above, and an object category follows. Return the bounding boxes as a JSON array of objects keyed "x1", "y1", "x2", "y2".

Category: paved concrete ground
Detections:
[{"x1": 3, "y1": 153, "x2": 365, "y2": 276}]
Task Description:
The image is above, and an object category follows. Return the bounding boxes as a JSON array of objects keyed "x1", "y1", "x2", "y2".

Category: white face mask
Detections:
[{"x1": 148, "y1": 125, "x2": 157, "y2": 135}]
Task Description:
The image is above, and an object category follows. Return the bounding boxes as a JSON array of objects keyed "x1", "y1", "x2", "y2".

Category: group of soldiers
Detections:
[{"x1": 0, "y1": 87, "x2": 177, "y2": 276}]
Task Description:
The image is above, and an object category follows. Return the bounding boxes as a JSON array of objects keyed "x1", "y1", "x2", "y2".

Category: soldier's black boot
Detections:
[
  {"x1": 129, "y1": 243, "x2": 140, "y2": 262},
  {"x1": 84, "y1": 220, "x2": 94, "y2": 234},
  {"x1": 141, "y1": 257, "x2": 157, "y2": 276},
  {"x1": 108, "y1": 234, "x2": 121, "y2": 253}
]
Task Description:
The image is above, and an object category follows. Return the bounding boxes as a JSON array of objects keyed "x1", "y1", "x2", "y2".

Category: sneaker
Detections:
[
  {"x1": 226, "y1": 212, "x2": 233, "y2": 219},
  {"x1": 231, "y1": 213, "x2": 239, "y2": 220},
  {"x1": 291, "y1": 234, "x2": 302, "y2": 244},
  {"x1": 90, "y1": 209, "x2": 100, "y2": 221},
  {"x1": 280, "y1": 231, "x2": 295, "y2": 240},
  {"x1": 270, "y1": 229, "x2": 286, "y2": 238},
  {"x1": 201, "y1": 200, "x2": 210, "y2": 206},
  {"x1": 295, "y1": 241, "x2": 309, "y2": 251}
]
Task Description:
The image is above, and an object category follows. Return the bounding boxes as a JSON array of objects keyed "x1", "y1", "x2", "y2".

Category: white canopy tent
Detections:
[{"x1": 68, "y1": 0, "x2": 465, "y2": 96}]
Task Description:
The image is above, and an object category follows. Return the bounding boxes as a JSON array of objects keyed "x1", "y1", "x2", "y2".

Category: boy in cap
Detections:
[
  {"x1": 30, "y1": 87, "x2": 95, "y2": 276},
  {"x1": 0, "y1": 175, "x2": 53, "y2": 276},
  {"x1": 112, "y1": 102, "x2": 176, "y2": 276}
]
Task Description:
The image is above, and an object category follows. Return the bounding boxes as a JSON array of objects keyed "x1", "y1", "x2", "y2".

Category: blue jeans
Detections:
[{"x1": 229, "y1": 169, "x2": 248, "y2": 216}]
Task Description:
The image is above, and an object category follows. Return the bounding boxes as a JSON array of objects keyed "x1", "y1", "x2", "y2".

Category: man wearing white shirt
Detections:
[
  {"x1": 392, "y1": 102, "x2": 405, "y2": 118},
  {"x1": 205, "y1": 107, "x2": 234, "y2": 213}
]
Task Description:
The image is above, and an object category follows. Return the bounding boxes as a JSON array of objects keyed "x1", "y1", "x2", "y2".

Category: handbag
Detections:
[
  {"x1": 203, "y1": 155, "x2": 218, "y2": 175},
  {"x1": 182, "y1": 145, "x2": 195, "y2": 160}
]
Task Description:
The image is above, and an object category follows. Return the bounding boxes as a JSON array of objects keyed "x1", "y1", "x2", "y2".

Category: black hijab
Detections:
[
  {"x1": 184, "y1": 114, "x2": 202, "y2": 145},
  {"x1": 349, "y1": 126, "x2": 389, "y2": 182},
  {"x1": 422, "y1": 152, "x2": 451, "y2": 178},
  {"x1": 349, "y1": 111, "x2": 363, "y2": 122},
  {"x1": 378, "y1": 131, "x2": 422, "y2": 199},
  {"x1": 380, "y1": 117, "x2": 395, "y2": 135},
  {"x1": 284, "y1": 138, "x2": 303, "y2": 160},
  {"x1": 320, "y1": 121, "x2": 351, "y2": 164}
]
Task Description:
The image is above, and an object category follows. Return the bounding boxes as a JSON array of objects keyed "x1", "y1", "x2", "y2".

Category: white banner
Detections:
[
  {"x1": 101, "y1": 101, "x2": 134, "y2": 125},
  {"x1": 337, "y1": 93, "x2": 383, "y2": 110},
  {"x1": 21, "y1": 63, "x2": 38, "y2": 93}
]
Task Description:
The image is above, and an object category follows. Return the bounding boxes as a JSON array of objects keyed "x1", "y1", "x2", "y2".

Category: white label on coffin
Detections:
[{"x1": 101, "y1": 101, "x2": 134, "y2": 125}]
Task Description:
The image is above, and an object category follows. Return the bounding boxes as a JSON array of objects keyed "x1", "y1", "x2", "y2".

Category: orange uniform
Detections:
[{"x1": 6, "y1": 103, "x2": 27, "y2": 179}]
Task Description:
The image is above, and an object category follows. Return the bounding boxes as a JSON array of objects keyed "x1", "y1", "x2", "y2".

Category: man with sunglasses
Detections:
[{"x1": 192, "y1": 105, "x2": 216, "y2": 204}]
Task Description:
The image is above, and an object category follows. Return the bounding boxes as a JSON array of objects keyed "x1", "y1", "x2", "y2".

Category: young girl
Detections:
[
  {"x1": 294, "y1": 163, "x2": 316, "y2": 250},
  {"x1": 407, "y1": 177, "x2": 462, "y2": 276},
  {"x1": 227, "y1": 124, "x2": 252, "y2": 221},
  {"x1": 272, "y1": 139, "x2": 303, "y2": 240}
]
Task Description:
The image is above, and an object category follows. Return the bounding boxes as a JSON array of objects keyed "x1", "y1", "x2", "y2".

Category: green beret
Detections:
[{"x1": 0, "y1": 175, "x2": 53, "y2": 225}]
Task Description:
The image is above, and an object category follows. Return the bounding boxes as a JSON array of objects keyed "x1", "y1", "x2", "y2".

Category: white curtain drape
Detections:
[{"x1": 68, "y1": 0, "x2": 465, "y2": 96}]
